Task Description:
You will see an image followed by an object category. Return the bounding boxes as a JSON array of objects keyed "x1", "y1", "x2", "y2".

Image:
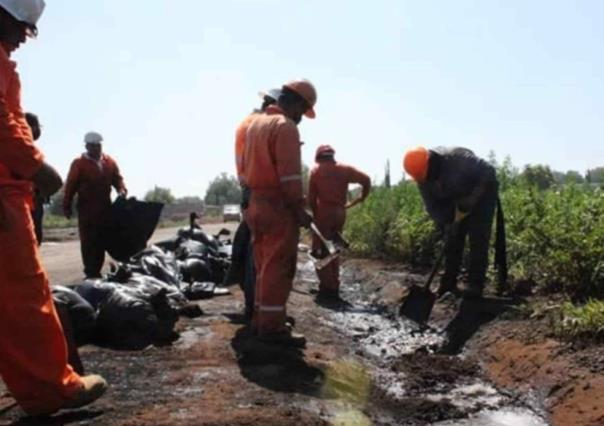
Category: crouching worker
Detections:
[
  {"x1": 308, "y1": 145, "x2": 371, "y2": 302},
  {"x1": 0, "y1": 0, "x2": 107, "y2": 416},
  {"x1": 403, "y1": 146, "x2": 507, "y2": 299}
]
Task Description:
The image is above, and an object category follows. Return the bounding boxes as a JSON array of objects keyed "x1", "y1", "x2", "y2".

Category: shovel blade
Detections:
[{"x1": 399, "y1": 285, "x2": 437, "y2": 324}]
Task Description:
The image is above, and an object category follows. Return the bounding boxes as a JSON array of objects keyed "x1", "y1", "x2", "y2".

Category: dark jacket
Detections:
[{"x1": 418, "y1": 147, "x2": 497, "y2": 226}]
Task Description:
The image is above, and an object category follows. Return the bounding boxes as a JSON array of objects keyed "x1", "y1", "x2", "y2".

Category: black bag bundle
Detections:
[
  {"x1": 104, "y1": 197, "x2": 164, "y2": 262},
  {"x1": 52, "y1": 285, "x2": 97, "y2": 345}
]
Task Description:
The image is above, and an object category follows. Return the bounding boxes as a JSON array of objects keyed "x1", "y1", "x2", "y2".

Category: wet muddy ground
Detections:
[{"x1": 1, "y1": 255, "x2": 601, "y2": 425}]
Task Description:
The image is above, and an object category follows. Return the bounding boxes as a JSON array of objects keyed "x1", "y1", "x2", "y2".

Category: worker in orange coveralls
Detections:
[
  {"x1": 308, "y1": 145, "x2": 371, "y2": 302},
  {"x1": 242, "y1": 79, "x2": 316, "y2": 347},
  {"x1": 0, "y1": 0, "x2": 107, "y2": 416},
  {"x1": 225, "y1": 89, "x2": 280, "y2": 322},
  {"x1": 63, "y1": 132, "x2": 127, "y2": 278}
]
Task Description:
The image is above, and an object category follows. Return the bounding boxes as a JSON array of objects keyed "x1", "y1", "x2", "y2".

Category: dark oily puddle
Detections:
[{"x1": 297, "y1": 261, "x2": 548, "y2": 425}]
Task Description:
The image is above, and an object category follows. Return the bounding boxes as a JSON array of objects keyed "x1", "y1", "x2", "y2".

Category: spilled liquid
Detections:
[{"x1": 297, "y1": 261, "x2": 549, "y2": 426}]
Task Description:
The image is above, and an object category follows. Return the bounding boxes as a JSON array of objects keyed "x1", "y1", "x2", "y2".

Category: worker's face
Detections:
[
  {"x1": 86, "y1": 143, "x2": 102, "y2": 160},
  {"x1": 0, "y1": 11, "x2": 28, "y2": 53},
  {"x1": 281, "y1": 100, "x2": 308, "y2": 125}
]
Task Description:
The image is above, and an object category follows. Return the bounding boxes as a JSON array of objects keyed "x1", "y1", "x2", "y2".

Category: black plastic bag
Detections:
[{"x1": 104, "y1": 197, "x2": 164, "y2": 262}]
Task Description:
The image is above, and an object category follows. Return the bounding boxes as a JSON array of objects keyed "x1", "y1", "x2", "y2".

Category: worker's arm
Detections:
[
  {"x1": 235, "y1": 120, "x2": 247, "y2": 183},
  {"x1": 419, "y1": 183, "x2": 453, "y2": 226},
  {"x1": 274, "y1": 122, "x2": 311, "y2": 227},
  {"x1": 63, "y1": 161, "x2": 80, "y2": 218},
  {"x1": 345, "y1": 166, "x2": 371, "y2": 209},
  {"x1": 0, "y1": 93, "x2": 44, "y2": 180},
  {"x1": 308, "y1": 169, "x2": 318, "y2": 216},
  {"x1": 111, "y1": 159, "x2": 127, "y2": 197}
]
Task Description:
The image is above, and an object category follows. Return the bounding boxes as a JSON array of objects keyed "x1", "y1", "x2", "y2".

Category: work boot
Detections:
[
  {"x1": 62, "y1": 375, "x2": 108, "y2": 410},
  {"x1": 258, "y1": 330, "x2": 306, "y2": 348},
  {"x1": 316, "y1": 289, "x2": 339, "y2": 302},
  {"x1": 462, "y1": 286, "x2": 484, "y2": 300},
  {"x1": 436, "y1": 281, "x2": 459, "y2": 297}
]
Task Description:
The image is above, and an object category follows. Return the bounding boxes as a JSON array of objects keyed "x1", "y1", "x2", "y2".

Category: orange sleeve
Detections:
[
  {"x1": 235, "y1": 120, "x2": 247, "y2": 180},
  {"x1": 274, "y1": 121, "x2": 303, "y2": 208},
  {"x1": 0, "y1": 70, "x2": 43, "y2": 179},
  {"x1": 110, "y1": 157, "x2": 126, "y2": 193},
  {"x1": 63, "y1": 160, "x2": 80, "y2": 210},
  {"x1": 308, "y1": 168, "x2": 318, "y2": 215},
  {"x1": 347, "y1": 166, "x2": 371, "y2": 199}
]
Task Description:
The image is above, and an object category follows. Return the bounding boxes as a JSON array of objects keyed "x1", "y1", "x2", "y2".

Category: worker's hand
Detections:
[
  {"x1": 63, "y1": 206, "x2": 72, "y2": 220},
  {"x1": 296, "y1": 208, "x2": 313, "y2": 229},
  {"x1": 345, "y1": 197, "x2": 363, "y2": 210},
  {"x1": 454, "y1": 206, "x2": 470, "y2": 223},
  {"x1": 31, "y1": 162, "x2": 62, "y2": 198}
]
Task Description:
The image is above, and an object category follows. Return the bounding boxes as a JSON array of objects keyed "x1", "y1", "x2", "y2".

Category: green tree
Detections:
[
  {"x1": 383, "y1": 160, "x2": 391, "y2": 188},
  {"x1": 204, "y1": 173, "x2": 241, "y2": 206},
  {"x1": 586, "y1": 167, "x2": 604, "y2": 184},
  {"x1": 564, "y1": 170, "x2": 585, "y2": 184},
  {"x1": 48, "y1": 187, "x2": 67, "y2": 216},
  {"x1": 521, "y1": 164, "x2": 556, "y2": 190},
  {"x1": 144, "y1": 186, "x2": 175, "y2": 204}
]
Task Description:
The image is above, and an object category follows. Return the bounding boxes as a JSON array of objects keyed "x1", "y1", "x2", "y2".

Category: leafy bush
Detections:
[
  {"x1": 345, "y1": 174, "x2": 604, "y2": 299},
  {"x1": 556, "y1": 300, "x2": 604, "y2": 341}
]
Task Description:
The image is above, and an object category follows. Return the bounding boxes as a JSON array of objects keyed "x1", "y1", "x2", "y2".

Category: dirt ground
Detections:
[{"x1": 1, "y1": 239, "x2": 602, "y2": 425}]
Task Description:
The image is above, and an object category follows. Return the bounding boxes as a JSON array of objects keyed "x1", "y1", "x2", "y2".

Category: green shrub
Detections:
[
  {"x1": 346, "y1": 179, "x2": 604, "y2": 299},
  {"x1": 556, "y1": 299, "x2": 604, "y2": 341}
]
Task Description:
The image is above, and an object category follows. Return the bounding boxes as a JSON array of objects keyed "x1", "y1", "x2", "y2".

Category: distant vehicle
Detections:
[{"x1": 222, "y1": 204, "x2": 242, "y2": 222}]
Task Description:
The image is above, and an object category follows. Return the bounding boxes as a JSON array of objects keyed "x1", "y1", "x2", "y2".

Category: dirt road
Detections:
[{"x1": 1, "y1": 229, "x2": 602, "y2": 425}]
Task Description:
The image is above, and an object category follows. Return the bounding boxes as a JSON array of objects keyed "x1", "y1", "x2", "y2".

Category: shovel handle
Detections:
[
  {"x1": 310, "y1": 223, "x2": 336, "y2": 255},
  {"x1": 423, "y1": 224, "x2": 458, "y2": 290}
]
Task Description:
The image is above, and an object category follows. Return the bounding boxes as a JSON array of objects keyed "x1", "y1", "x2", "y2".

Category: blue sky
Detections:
[{"x1": 14, "y1": 0, "x2": 604, "y2": 197}]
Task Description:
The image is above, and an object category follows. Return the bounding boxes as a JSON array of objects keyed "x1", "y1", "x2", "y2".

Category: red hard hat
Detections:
[
  {"x1": 315, "y1": 144, "x2": 335, "y2": 161},
  {"x1": 283, "y1": 79, "x2": 317, "y2": 119},
  {"x1": 403, "y1": 147, "x2": 430, "y2": 182}
]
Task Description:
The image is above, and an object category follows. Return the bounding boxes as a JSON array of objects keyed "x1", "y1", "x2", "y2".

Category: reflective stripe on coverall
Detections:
[
  {"x1": 308, "y1": 161, "x2": 370, "y2": 293},
  {"x1": 242, "y1": 105, "x2": 304, "y2": 335},
  {"x1": 63, "y1": 154, "x2": 126, "y2": 277},
  {"x1": 0, "y1": 43, "x2": 83, "y2": 415}
]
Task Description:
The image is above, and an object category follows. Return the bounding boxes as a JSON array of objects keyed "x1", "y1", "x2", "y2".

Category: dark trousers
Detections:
[
  {"x1": 78, "y1": 215, "x2": 106, "y2": 278},
  {"x1": 442, "y1": 186, "x2": 498, "y2": 290},
  {"x1": 31, "y1": 199, "x2": 44, "y2": 246},
  {"x1": 228, "y1": 219, "x2": 256, "y2": 316}
]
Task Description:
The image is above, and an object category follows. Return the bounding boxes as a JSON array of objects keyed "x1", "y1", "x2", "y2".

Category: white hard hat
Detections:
[
  {"x1": 0, "y1": 0, "x2": 45, "y2": 28},
  {"x1": 84, "y1": 131, "x2": 103, "y2": 145},
  {"x1": 258, "y1": 88, "x2": 282, "y2": 101}
]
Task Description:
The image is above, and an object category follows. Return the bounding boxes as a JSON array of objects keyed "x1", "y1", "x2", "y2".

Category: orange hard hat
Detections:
[
  {"x1": 283, "y1": 79, "x2": 317, "y2": 119},
  {"x1": 403, "y1": 147, "x2": 430, "y2": 182},
  {"x1": 315, "y1": 144, "x2": 335, "y2": 161}
]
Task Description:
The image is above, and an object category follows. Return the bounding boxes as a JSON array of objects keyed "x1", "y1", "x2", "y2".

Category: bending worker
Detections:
[
  {"x1": 308, "y1": 145, "x2": 371, "y2": 301},
  {"x1": 403, "y1": 146, "x2": 507, "y2": 299},
  {"x1": 64, "y1": 132, "x2": 127, "y2": 279},
  {"x1": 0, "y1": 0, "x2": 107, "y2": 415},
  {"x1": 242, "y1": 79, "x2": 316, "y2": 347},
  {"x1": 225, "y1": 88, "x2": 280, "y2": 322}
]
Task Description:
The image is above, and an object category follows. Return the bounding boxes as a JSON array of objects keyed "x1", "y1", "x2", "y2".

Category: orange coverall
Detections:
[
  {"x1": 0, "y1": 44, "x2": 83, "y2": 415},
  {"x1": 308, "y1": 160, "x2": 371, "y2": 293},
  {"x1": 235, "y1": 112, "x2": 259, "y2": 183},
  {"x1": 63, "y1": 154, "x2": 126, "y2": 278},
  {"x1": 242, "y1": 105, "x2": 304, "y2": 335}
]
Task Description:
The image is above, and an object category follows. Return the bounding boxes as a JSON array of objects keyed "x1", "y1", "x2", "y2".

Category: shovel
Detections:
[
  {"x1": 399, "y1": 226, "x2": 455, "y2": 323},
  {"x1": 309, "y1": 223, "x2": 340, "y2": 270}
]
